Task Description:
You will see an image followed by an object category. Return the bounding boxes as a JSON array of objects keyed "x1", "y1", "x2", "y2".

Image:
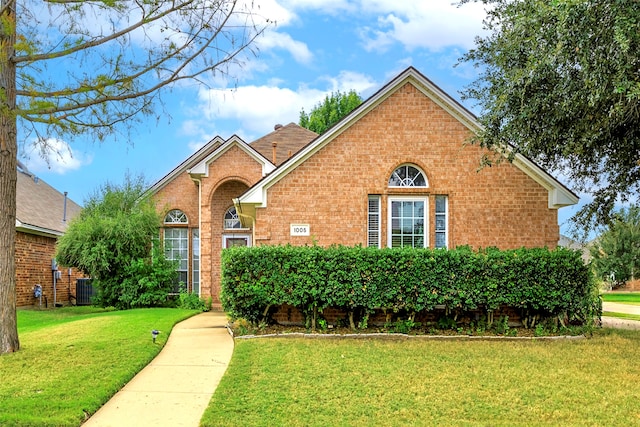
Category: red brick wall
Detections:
[
  {"x1": 153, "y1": 144, "x2": 265, "y2": 307},
  {"x1": 16, "y1": 231, "x2": 86, "y2": 307},
  {"x1": 209, "y1": 180, "x2": 250, "y2": 305},
  {"x1": 254, "y1": 83, "x2": 559, "y2": 249}
]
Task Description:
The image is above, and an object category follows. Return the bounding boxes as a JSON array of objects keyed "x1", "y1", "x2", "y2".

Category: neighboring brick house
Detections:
[
  {"x1": 16, "y1": 165, "x2": 84, "y2": 307},
  {"x1": 149, "y1": 67, "x2": 578, "y2": 307}
]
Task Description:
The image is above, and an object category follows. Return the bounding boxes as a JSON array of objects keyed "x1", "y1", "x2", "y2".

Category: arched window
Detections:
[
  {"x1": 388, "y1": 164, "x2": 428, "y2": 187},
  {"x1": 164, "y1": 209, "x2": 188, "y2": 224},
  {"x1": 224, "y1": 206, "x2": 241, "y2": 229}
]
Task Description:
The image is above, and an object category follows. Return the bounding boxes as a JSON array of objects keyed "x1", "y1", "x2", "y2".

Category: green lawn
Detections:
[
  {"x1": 202, "y1": 330, "x2": 640, "y2": 427},
  {"x1": 0, "y1": 307, "x2": 197, "y2": 427},
  {"x1": 5, "y1": 307, "x2": 640, "y2": 427},
  {"x1": 601, "y1": 292, "x2": 640, "y2": 305}
]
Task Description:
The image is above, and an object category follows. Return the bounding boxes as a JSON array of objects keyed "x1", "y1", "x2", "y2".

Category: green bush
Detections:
[
  {"x1": 93, "y1": 242, "x2": 177, "y2": 309},
  {"x1": 177, "y1": 284, "x2": 212, "y2": 311},
  {"x1": 221, "y1": 245, "x2": 600, "y2": 329}
]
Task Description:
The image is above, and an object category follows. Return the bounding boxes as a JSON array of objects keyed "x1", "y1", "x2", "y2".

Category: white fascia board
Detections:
[
  {"x1": 16, "y1": 220, "x2": 62, "y2": 238},
  {"x1": 188, "y1": 136, "x2": 275, "y2": 178},
  {"x1": 145, "y1": 136, "x2": 226, "y2": 196}
]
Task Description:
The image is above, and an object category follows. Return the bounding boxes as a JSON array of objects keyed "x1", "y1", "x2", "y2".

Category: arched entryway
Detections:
[{"x1": 208, "y1": 180, "x2": 250, "y2": 304}]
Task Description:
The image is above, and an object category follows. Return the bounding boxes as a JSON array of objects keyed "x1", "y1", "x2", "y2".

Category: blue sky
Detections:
[{"x1": 18, "y1": 0, "x2": 583, "y2": 234}]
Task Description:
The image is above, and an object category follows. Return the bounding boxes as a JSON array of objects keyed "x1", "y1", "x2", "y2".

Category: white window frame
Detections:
[
  {"x1": 224, "y1": 206, "x2": 243, "y2": 230},
  {"x1": 388, "y1": 164, "x2": 428, "y2": 188},
  {"x1": 368, "y1": 195, "x2": 381, "y2": 248},
  {"x1": 222, "y1": 234, "x2": 252, "y2": 248},
  {"x1": 164, "y1": 209, "x2": 188, "y2": 224},
  {"x1": 387, "y1": 196, "x2": 428, "y2": 248},
  {"x1": 164, "y1": 227, "x2": 189, "y2": 291},
  {"x1": 435, "y1": 195, "x2": 448, "y2": 249}
]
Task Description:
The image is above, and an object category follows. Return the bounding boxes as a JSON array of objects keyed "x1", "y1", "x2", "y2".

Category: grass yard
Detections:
[
  {"x1": 202, "y1": 329, "x2": 640, "y2": 427},
  {"x1": 601, "y1": 292, "x2": 640, "y2": 305},
  {"x1": 603, "y1": 312, "x2": 640, "y2": 321},
  {"x1": 0, "y1": 307, "x2": 197, "y2": 427}
]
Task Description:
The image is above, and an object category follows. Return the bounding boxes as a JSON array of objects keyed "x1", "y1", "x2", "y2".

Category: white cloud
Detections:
[
  {"x1": 264, "y1": 0, "x2": 486, "y2": 53},
  {"x1": 20, "y1": 139, "x2": 93, "y2": 175},
  {"x1": 258, "y1": 31, "x2": 313, "y2": 64},
  {"x1": 359, "y1": 2, "x2": 487, "y2": 52},
  {"x1": 183, "y1": 70, "x2": 378, "y2": 144}
]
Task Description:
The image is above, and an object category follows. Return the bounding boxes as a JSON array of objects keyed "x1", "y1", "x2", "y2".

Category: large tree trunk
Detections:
[{"x1": 0, "y1": 0, "x2": 19, "y2": 354}]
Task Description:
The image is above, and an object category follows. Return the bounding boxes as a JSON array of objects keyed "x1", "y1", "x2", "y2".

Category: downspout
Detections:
[
  {"x1": 193, "y1": 177, "x2": 202, "y2": 295},
  {"x1": 63, "y1": 191, "x2": 68, "y2": 223}
]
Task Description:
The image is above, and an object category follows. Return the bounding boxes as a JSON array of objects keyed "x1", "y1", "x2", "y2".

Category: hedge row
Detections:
[{"x1": 220, "y1": 245, "x2": 601, "y2": 328}]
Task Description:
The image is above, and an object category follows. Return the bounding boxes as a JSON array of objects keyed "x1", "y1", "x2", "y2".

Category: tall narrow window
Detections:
[
  {"x1": 435, "y1": 195, "x2": 448, "y2": 249},
  {"x1": 163, "y1": 209, "x2": 188, "y2": 292},
  {"x1": 368, "y1": 195, "x2": 381, "y2": 248},
  {"x1": 388, "y1": 197, "x2": 427, "y2": 248},
  {"x1": 164, "y1": 228, "x2": 188, "y2": 291},
  {"x1": 192, "y1": 228, "x2": 200, "y2": 295}
]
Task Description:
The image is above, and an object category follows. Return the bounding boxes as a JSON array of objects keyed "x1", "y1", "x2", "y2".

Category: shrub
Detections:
[
  {"x1": 177, "y1": 284, "x2": 212, "y2": 311},
  {"x1": 221, "y1": 245, "x2": 600, "y2": 329}
]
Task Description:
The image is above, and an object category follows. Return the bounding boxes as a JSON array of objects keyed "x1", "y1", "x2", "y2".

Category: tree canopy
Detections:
[
  {"x1": 299, "y1": 90, "x2": 362, "y2": 134},
  {"x1": 590, "y1": 206, "x2": 640, "y2": 288},
  {"x1": 56, "y1": 174, "x2": 177, "y2": 309},
  {"x1": 459, "y1": 0, "x2": 640, "y2": 234},
  {"x1": 0, "y1": 0, "x2": 269, "y2": 353}
]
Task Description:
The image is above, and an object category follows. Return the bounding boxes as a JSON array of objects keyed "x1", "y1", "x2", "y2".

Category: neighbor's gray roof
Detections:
[{"x1": 16, "y1": 169, "x2": 82, "y2": 237}]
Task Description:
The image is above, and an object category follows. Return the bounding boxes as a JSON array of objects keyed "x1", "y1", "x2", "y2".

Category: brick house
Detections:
[
  {"x1": 149, "y1": 67, "x2": 578, "y2": 307},
  {"x1": 16, "y1": 165, "x2": 84, "y2": 307}
]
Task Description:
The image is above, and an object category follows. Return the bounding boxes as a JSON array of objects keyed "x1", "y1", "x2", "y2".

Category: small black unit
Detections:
[{"x1": 75, "y1": 278, "x2": 95, "y2": 305}]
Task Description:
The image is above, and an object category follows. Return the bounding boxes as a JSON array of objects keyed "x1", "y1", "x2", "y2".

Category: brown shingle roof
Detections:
[
  {"x1": 250, "y1": 123, "x2": 317, "y2": 166},
  {"x1": 16, "y1": 170, "x2": 82, "y2": 236}
]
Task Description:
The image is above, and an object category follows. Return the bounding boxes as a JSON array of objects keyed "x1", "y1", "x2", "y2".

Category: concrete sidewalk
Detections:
[
  {"x1": 83, "y1": 311, "x2": 233, "y2": 427},
  {"x1": 602, "y1": 301, "x2": 640, "y2": 330}
]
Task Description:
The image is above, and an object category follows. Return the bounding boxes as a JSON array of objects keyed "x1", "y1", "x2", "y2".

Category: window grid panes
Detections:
[
  {"x1": 368, "y1": 196, "x2": 381, "y2": 248},
  {"x1": 192, "y1": 228, "x2": 200, "y2": 295},
  {"x1": 224, "y1": 206, "x2": 242, "y2": 229},
  {"x1": 388, "y1": 165, "x2": 427, "y2": 187},
  {"x1": 164, "y1": 209, "x2": 188, "y2": 224},
  {"x1": 435, "y1": 195, "x2": 448, "y2": 249},
  {"x1": 389, "y1": 198, "x2": 426, "y2": 248},
  {"x1": 164, "y1": 228, "x2": 188, "y2": 292}
]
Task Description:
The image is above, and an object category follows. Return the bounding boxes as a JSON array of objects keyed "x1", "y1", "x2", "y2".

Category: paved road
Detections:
[{"x1": 601, "y1": 301, "x2": 640, "y2": 330}]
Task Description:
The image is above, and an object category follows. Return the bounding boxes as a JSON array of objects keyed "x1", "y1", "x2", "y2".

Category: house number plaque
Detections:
[{"x1": 290, "y1": 224, "x2": 310, "y2": 236}]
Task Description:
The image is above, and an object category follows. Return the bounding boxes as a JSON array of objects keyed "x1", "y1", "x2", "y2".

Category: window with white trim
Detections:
[
  {"x1": 164, "y1": 228, "x2": 188, "y2": 291},
  {"x1": 388, "y1": 197, "x2": 427, "y2": 248},
  {"x1": 163, "y1": 209, "x2": 188, "y2": 292},
  {"x1": 435, "y1": 195, "x2": 448, "y2": 249},
  {"x1": 164, "y1": 209, "x2": 188, "y2": 224},
  {"x1": 368, "y1": 195, "x2": 381, "y2": 248},
  {"x1": 388, "y1": 164, "x2": 428, "y2": 187},
  {"x1": 224, "y1": 206, "x2": 242, "y2": 229}
]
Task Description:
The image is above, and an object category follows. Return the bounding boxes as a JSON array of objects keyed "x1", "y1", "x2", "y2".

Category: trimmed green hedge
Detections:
[{"x1": 221, "y1": 245, "x2": 600, "y2": 329}]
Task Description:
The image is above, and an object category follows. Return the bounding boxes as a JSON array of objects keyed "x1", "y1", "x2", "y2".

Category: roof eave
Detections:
[{"x1": 16, "y1": 220, "x2": 63, "y2": 238}]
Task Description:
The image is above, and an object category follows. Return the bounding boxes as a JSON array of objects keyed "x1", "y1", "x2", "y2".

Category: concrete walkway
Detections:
[
  {"x1": 602, "y1": 301, "x2": 640, "y2": 330},
  {"x1": 83, "y1": 311, "x2": 233, "y2": 427}
]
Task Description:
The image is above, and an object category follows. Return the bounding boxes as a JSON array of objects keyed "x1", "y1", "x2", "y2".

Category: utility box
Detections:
[{"x1": 75, "y1": 278, "x2": 95, "y2": 305}]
